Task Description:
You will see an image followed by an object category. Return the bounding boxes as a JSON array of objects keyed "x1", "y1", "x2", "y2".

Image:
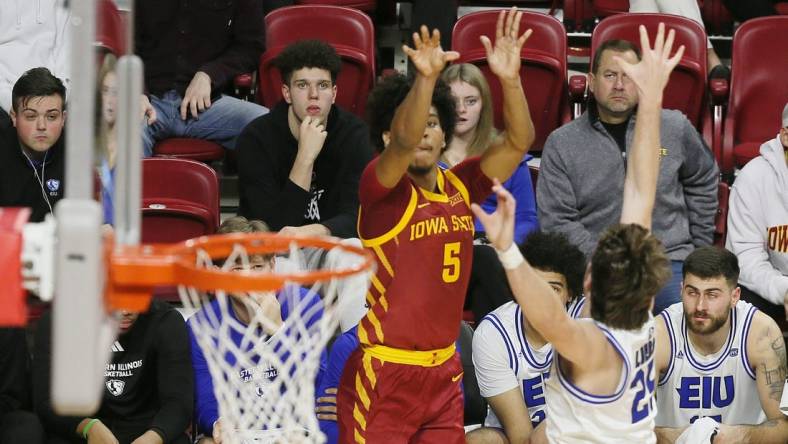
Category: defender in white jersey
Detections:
[
  {"x1": 473, "y1": 24, "x2": 682, "y2": 443},
  {"x1": 654, "y1": 247, "x2": 788, "y2": 443},
  {"x1": 468, "y1": 231, "x2": 587, "y2": 444}
]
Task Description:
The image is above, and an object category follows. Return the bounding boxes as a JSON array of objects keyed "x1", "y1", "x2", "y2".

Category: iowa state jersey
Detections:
[
  {"x1": 545, "y1": 317, "x2": 657, "y2": 444},
  {"x1": 473, "y1": 298, "x2": 586, "y2": 429},
  {"x1": 655, "y1": 301, "x2": 765, "y2": 427},
  {"x1": 356, "y1": 157, "x2": 492, "y2": 350}
]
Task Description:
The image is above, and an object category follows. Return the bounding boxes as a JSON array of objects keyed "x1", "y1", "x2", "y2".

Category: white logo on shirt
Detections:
[{"x1": 106, "y1": 379, "x2": 125, "y2": 396}]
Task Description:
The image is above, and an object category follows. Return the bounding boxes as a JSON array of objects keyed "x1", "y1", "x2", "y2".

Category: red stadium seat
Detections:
[
  {"x1": 141, "y1": 158, "x2": 220, "y2": 244},
  {"x1": 258, "y1": 5, "x2": 375, "y2": 117},
  {"x1": 96, "y1": 0, "x2": 125, "y2": 55},
  {"x1": 153, "y1": 138, "x2": 225, "y2": 163},
  {"x1": 294, "y1": 0, "x2": 376, "y2": 13},
  {"x1": 452, "y1": 10, "x2": 570, "y2": 152},
  {"x1": 718, "y1": 16, "x2": 788, "y2": 174},
  {"x1": 699, "y1": 0, "x2": 735, "y2": 35},
  {"x1": 591, "y1": 14, "x2": 709, "y2": 131}
]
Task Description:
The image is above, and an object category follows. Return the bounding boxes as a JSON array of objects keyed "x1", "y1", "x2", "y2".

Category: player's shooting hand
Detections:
[
  {"x1": 180, "y1": 71, "x2": 212, "y2": 120},
  {"x1": 613, "y1": 23, "x2": 684, "y2": 103},
  {"x1": 140, "y1": 94, "x2": 157, "y2": 125},
  {"x1": 315, "y1": 387, "x2": 338, "y2": 421},
  {"x1": 296, "y1": 116, "x2": 328, "y2": 164},
  {"x1": 481, "y1": 7, "x2": 532, "y2": 83},
  {"x1": 403, "y1": 26, "x2": 460, "y2": 79},
  {"x1": 85, "y1": 420, "x2": 119, "y2": 444},
  {"x1": 471, "y1": 178, "x2": 516, "y2": 252}
]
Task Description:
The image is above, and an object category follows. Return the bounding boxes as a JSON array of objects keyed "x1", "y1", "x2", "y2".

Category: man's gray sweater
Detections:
[{"x1": 536, "y1": 107, "x2": 719, "y2": 261}]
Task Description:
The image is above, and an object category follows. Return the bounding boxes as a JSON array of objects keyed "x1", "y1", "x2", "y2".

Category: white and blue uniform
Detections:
[
  {"x1": 544, "y1": 316, "x2": 657, "y2": 443},
  {"x1": 655, "y1": 301, "x2": 765, "y2": 426},
  {"x1": 472, "y1": 298, "x2": 586, "y2": 429}
]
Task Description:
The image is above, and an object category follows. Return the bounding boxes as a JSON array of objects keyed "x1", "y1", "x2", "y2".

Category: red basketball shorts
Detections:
[{"x1": 337, "y1": 345, "x2": 464, "y2": 444}]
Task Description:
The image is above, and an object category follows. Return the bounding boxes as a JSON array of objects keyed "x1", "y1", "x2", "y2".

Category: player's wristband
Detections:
[
  {"x1": 82, "y1": 418, "x2": 99, "y2": 439},
  {"x1": 495, "y1": 243, "x2": 524, "y2": 270}
]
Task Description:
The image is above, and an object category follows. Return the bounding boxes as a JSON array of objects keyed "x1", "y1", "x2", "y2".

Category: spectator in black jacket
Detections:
[
  {"x1": 0, "y1": 67, "x2": 66, "y2": 222},
  {"x1": 33, "y1": 300, "x2": 193, "y2": 444},
  {"x1": 237, "y1": 40, "x2": 373, "y2": 239},
  {"x1": 0, "y1": 328, "x2": 45, "y2": 444},
  {"x1": 135, "y1": 0, "x2": 268, "y2": 157}
]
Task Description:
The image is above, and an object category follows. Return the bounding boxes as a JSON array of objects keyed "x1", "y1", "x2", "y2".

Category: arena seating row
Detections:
[{"x1": 93, "y1": 2, "x2": 786, "y2": 256}]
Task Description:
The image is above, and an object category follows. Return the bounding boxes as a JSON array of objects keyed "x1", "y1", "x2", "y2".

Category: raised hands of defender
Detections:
[
  {"x1": 613, "y1": 23, "x2": 684, "y2": 102},
  {"x1": 471, "y1": 179, "x2": 516, "y2": 252},
  {"x1": 403, "y1": 26, "x2": 460, "y2": 79},
  {"x1": 480, "y1": 7, "x2": 532, "y2": 82}
]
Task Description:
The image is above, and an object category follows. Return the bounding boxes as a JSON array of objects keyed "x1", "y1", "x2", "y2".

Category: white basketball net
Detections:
[{"x1": 180, "y1": 240, "x2": 372, "y2": 444}]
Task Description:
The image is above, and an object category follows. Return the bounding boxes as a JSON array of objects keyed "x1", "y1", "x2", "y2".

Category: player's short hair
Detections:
[
  {"x1": 520, "y1": 231, "x2": 586, "y2": 304},
  {"x1": 366, "y1": 72, "x2": 456, "y2": 153},
  {"x1": 218, "y1": 216, "x2": 270, "y2": 234},
  {"x1": 12, "y1": 67, "x2": 66, "y2": 112},
  {"x1": 591, "y1": 39, "x2": 641, "y2": 74},
  {"x1": 682, "y1": 246, "x2": 739, "y2": 289},
  {"x1": 590, "y1": 224, "x2": 671, "y2": 330},
  {"x1": 274, "y1": 40, "x2": 342, "y2": 86}
]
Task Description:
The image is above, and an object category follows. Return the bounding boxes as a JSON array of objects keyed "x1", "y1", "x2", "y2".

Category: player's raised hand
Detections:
[
  {"x1": 403, "y1": 26, "x2": 460, "y2": 79},
  {"x1": 471, "y1": 179, "x2": 516, "y2": 252},
  {"x1": 480, "y1": 7, "x2": 532, "y2": 83},
  {"x1": 613, "y1": 23, "x2": 684, "y2": 102}
]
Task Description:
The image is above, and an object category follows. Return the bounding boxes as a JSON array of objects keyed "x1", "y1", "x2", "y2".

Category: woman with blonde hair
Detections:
[{"x1": 441, "y1": 63, "x2": 537, "y2": 244}]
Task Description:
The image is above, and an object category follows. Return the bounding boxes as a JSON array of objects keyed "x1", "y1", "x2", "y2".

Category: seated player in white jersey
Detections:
[
  {"x1": 654, "y1": 246, "x2": 788, "y2": 443},
  {"x1": 473, "y1": 24, "x2": 684, "y2": 443},
  {"x1": 467, "y1": 230, "x2": 587, "y2": 444}
]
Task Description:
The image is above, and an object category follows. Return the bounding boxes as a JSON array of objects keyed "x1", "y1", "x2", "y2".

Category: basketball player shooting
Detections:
[
  {"x1": 337, "y1": 7, "x2": 534, "y2": 444},
  {"x1": 474, "y1": 24, "x2": 684, "y2": 443}
]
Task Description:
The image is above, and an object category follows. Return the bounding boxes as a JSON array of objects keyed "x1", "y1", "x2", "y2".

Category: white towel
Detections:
[{"x1": 676, "y1": 417, "x2": 720, "y2": 444}]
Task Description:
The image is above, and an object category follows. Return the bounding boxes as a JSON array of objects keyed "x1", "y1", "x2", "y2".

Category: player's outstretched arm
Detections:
[
  {"x1": 374, "y1": 27, "x2": 459, "y2": 188},
  {"x1": 478, "y1": 7, "x2": 535, "y2": 183},
  {"x1": 617, "y1": 24, "x2": 684, "y2": 230},
  {"x1": 472, "y1": 181, "x2": 609, "y2": 367},
  {"x1": 714, "y1": 312, "x2": 788, "y2": 443}
]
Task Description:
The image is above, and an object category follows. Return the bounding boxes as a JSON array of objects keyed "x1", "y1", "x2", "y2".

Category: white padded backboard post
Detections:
[
  {"x1": 51, "y1": 0, "x2": 117, "y2": 415},
  {"x1": 52, "y1": 200, "x2": 114, "y2": 415}
]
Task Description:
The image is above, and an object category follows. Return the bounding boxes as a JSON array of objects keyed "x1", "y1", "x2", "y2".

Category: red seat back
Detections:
[
  {"x1": 722, "y1": 16, "x2": 788, "y2": 172},
  {"x1": 294, "y1": 0, "x2": 377, "y2": 13},
  {"x1": 452, "y1": 10, "x2": 569, "y2": 152},
  {"x1": 96, "y1": 0, "x2": 125, "y2": 55},
  {"x1": 141, "y1": 158, "x2": 220, "y2": 243},
  {"x1": 591, "y1": 13, "x2": 708, "y2": 130},
  {"x1": 258, "y1": 5, "x2": 375, "y2": 117}
]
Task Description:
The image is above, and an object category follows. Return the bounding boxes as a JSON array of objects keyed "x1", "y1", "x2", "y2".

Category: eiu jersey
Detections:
[
  {"x1": 356, "y1": 156, "x2": 491, "y2": 350},
  {"x1": 545, "y1": 316, "x2": 657, "y2": 443},
  {"x1": 473, "y1": 298, "x2": 586, "y2": 429},
  {"x1": 655, "y1": 301, "x2": 765, "y2": 427}
]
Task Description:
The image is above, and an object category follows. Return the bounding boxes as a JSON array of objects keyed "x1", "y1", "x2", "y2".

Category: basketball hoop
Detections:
[{"x1": 108, "y1": 233, "x2": 375, "y2": 444}]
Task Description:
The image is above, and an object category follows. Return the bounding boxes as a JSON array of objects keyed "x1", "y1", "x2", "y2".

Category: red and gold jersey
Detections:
[{"x1": 357, "y1": 157, "x2": 492, "y2": 350}]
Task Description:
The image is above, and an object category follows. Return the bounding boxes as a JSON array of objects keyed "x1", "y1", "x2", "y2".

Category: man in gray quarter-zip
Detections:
[{"x1": 537, "y1": 39, "x2": 718, "y2": 315}]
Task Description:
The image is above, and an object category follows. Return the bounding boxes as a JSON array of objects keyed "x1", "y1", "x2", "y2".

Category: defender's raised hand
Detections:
[
  {"x1": 480, "y1": 7, "x2": 533, "y2": 82},
  {"x1": 403, "y1": 26, "x2": 460, "y2": 79},
  {"x1": 613, "y1": 23, "x2": 684, "y2": 102},
  {"x1": 471, "y1": 179, "x2": 517, "y2": 252}
]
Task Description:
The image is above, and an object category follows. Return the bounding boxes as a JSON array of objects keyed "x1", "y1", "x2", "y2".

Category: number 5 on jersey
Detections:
[{"x1": 442, "y1": 242, "x2": 461, "y2": 283}]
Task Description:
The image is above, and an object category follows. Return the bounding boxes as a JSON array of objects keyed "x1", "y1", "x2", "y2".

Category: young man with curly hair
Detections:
[
  {"x1": 336, "y1": 8, "x2": 535, "y2": 443},
  {"x1": 237, "y1": 40, "x2": 373, "y2": 238},
  {"x1": 468, "y1": 231, "x2": 587, "y2": 444}
]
